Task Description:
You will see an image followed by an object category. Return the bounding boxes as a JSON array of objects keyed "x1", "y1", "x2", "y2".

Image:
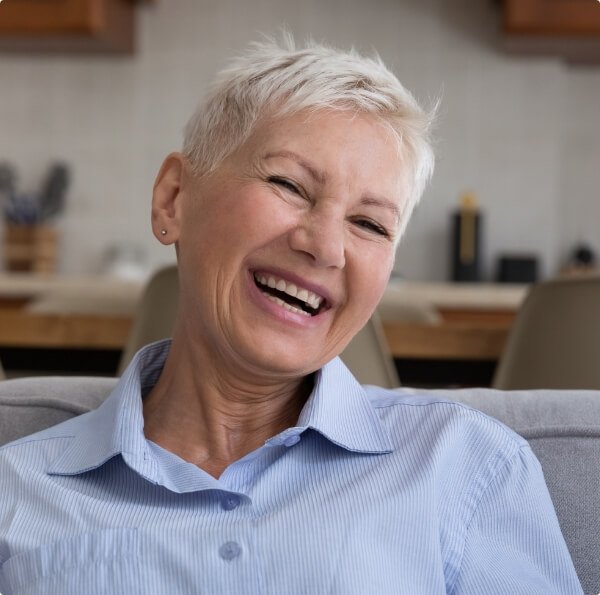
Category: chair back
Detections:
[
  {"x1": 118, "y1": 265, "x2": 180, "y2": 374},
  {"x1": 378, "y1": 287, "x2": 441, "y2": 324},
  {"x1": 493, "y1": 276, "x2": 600, "y2": 389},
  {"x1": 340, "y1": 311, "x2": 400, "y2": 388}
]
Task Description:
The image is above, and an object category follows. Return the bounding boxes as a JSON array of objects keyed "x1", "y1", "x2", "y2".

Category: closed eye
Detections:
[
  {"x1": 353, "y1": 218, "x2": 390, "y2": 238},
  {"x1": 268, "y1": 176, "x2": 301, "y2": 195}
]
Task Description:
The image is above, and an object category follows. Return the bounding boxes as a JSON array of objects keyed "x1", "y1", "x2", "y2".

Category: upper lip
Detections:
[{"x1": 250, "y1": 266, "x2": 336, "y2": 308}]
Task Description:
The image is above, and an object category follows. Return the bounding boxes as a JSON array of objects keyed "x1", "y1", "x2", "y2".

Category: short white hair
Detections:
[{"x1": 183, "y1": 34, "x2": 436, "y2": 238}]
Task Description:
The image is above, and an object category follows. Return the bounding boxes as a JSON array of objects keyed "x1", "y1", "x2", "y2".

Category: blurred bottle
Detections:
[{"x1": 451, "y1": 192, "x2": 482, "y2": 282}]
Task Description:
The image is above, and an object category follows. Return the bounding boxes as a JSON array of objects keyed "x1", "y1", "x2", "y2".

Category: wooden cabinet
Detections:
[
  {"x1": 502, "y1": 0, "x2": 600, "y2": 63},
  {"x1": 504, "y1": 0, "x2": 600, "y2": 35},
  {"x1": 0, "y1": 0, "x2": 135, "y2": 53}
]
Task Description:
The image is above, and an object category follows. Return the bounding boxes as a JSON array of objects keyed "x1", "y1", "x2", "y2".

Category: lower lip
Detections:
[{"x1": 247, "y1": 272, "x2": 330, "y2": 329}]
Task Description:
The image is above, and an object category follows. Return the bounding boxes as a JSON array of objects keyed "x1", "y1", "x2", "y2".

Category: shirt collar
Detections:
[
  {"x1": 293, "y1": 357, "x2": 393, "y2": 453},
  {"x1": 47, "y1": 340, "x2": 170, "y2": 480},
  {"x1": 48, "y1": 339, "x2": 393, "y2": 479}
]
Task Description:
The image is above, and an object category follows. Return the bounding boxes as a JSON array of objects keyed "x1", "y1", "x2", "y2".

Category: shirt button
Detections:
[
  {"x1": 221, "y1": 495, "x2": 241, "y2": 511},
  {"x1": 219, "y1": 541, "x2": 242, "y2": 561},
  {"x1": 283, "y1": 435, "x2": 300, "y2": 447}
]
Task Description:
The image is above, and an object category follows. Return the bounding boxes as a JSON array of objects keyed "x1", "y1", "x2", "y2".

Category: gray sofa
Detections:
[{"x1": 0, "y1": 377, "x2": 598, "y2": 594}]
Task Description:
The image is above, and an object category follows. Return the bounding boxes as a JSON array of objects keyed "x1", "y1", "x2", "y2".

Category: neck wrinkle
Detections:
[{"x1": 142, "y1": 334, "x2": 313, "y2": 478}]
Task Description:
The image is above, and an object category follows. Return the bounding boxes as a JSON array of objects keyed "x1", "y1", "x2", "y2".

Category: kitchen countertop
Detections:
[
  {"x1": 0, "y1": 272, "x2": 144, "y2": 315},
  {"x1": 0, "y1": 273, "x2": 526, "y2": 359},
  {"x1": 383, "y1": 280, "x2": 528, "y2": 312}
]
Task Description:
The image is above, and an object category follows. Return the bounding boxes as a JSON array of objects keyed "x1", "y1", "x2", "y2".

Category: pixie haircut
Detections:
[{"x1": 183, "y1": 34, "x2": 436, "y2": 237}]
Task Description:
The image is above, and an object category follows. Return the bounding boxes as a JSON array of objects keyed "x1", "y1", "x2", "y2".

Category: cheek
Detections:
[
  {"x1": 349, "y1": 249, "x2": 394, "y2": 315},
  {"x1": 182, "y1": 192, "x2": 257, "y2": 255},
  {"x1": 224, "y1": 187, "x2": 296, "y2": 240}
]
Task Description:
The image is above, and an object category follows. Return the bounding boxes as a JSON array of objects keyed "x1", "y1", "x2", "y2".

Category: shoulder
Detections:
[
  {"x1": 363, "y1": 385, "x2": 530, "y2": 490},
  {"x1": 0, "y1": 414, "x2": 84, "y2": 493},
  {"x1": 361, "y1": 388, "x2": 547, "y2": 567},
  {"x1": 366, "y1": 385, "x2": 527, "y2": 447},
  {"x1": 0, "y1": 416, "x2": 91, "y2": 537}
]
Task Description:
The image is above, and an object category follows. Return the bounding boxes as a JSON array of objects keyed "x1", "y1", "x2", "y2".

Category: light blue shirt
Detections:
[{"x1": 0, "y1": 341, "x2": 582, "y2": 594}]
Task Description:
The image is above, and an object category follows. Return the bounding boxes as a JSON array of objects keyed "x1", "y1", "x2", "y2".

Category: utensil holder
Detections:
[{"x1": 3, "y1": 225, "x2": 58, "y2": 273}]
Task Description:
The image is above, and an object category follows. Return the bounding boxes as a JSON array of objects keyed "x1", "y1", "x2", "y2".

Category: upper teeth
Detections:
[{"x1": 255, "y1": 273, "x2": 324, "y2": 310}]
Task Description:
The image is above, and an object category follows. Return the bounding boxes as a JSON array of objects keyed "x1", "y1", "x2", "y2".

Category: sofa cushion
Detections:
[{"x1": 0, "y1": 376, "x2": 117, "y2": 446}]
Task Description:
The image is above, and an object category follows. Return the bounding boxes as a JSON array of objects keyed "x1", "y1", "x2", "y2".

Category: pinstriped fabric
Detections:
[{"x1": 0, "y1": 341, "x2": 583, "y2": 594}]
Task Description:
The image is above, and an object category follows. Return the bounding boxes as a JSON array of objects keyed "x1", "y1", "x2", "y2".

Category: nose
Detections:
[{"x1": 288, "y1": 207, "x2": 346, "y2": 269}]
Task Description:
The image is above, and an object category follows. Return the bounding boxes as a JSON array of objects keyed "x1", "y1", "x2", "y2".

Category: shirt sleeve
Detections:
[{"x1": 449, "y1": 444, "x2": 583, "y2": 595}]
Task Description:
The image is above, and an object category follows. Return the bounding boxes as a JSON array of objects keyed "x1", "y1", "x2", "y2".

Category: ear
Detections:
[{"x1": 151, "y1": 152, "x2": 190, "y2": 245}]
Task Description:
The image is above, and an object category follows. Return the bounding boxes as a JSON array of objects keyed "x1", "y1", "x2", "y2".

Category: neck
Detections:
[{"x1": 142, "y1": 336, "x2": 313, "y2": 478}]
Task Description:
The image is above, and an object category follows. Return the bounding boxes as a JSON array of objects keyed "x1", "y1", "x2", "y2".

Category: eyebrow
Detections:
[
  {"x1": 263, "y1": 150, "x2": 327, "y2": 185},
  {"x1": 359, "y1": 196, "x2": 402, "y2": 223},
  {"x1": 263, "y1": 149, "x2": 402, "y2": 222}
]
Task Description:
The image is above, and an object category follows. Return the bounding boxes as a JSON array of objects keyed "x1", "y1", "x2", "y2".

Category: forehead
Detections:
[
  {"x1": 241, "y1": 109, "x2": 406, "y2": 192},
  {"x1": 249, "y1": 109, "x2": 399, "y2": 155}
]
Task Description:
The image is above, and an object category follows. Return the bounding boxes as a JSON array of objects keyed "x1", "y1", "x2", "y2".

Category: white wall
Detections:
[{"x1": 0, "y1": 0, "x2": 598, "y2": 280}]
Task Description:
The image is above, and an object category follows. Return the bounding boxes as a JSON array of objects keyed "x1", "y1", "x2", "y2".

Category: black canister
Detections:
[{"x1": 451, "y1": 192, "x2": 481, "y2": 282}]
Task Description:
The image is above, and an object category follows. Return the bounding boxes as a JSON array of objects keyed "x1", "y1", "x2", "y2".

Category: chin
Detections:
[{"x1": 235, "y1": 341, "x2": 327, "y2": 379}]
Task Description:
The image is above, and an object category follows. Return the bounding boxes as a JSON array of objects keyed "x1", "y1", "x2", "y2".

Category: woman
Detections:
[{"x1": 0, "y1": 37, "x2": 582, "y2": 594}]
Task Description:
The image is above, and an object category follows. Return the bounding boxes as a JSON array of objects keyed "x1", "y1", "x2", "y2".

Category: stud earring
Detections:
[{"x1": 160, "y1": 229, "x2": 167, "y2": 236}]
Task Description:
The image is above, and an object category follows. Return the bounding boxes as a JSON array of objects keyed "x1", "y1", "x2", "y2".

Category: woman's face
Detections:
[{"x1": 174, "y1": 109, "x2": 408, "y2": 379}]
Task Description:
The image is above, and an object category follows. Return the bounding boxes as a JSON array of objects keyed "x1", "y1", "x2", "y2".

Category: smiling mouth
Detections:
[{"x1": 253, "y1": 272, "x2": 327, "y2": 317}]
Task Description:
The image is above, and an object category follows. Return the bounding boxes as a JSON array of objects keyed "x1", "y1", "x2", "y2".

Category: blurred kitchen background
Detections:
[
  {"x1": 0, "y1": 0, "x2": 598, "y2": 280},
  {"x1": 0, "y1": 0, "x2": 599, "y2": 384}
]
